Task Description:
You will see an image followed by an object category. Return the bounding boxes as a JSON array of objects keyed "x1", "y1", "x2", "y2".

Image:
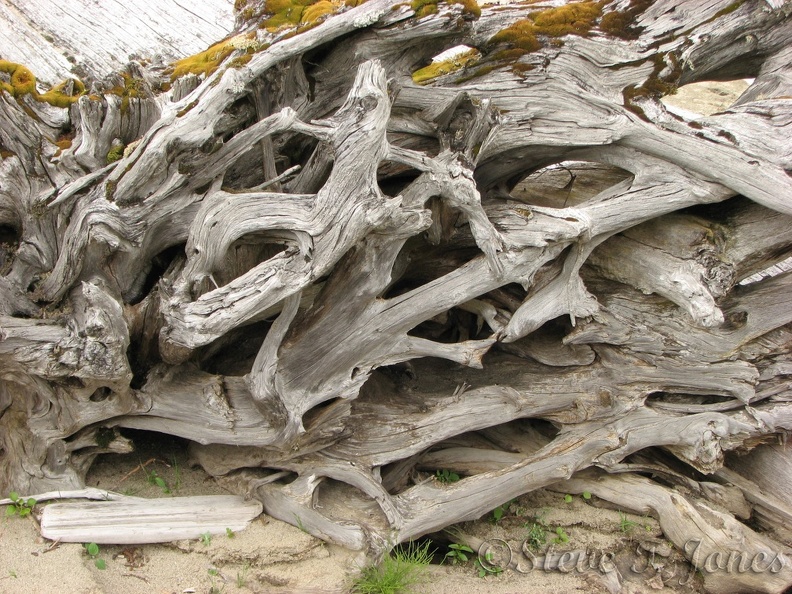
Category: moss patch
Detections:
[
  {"x1": 258, "y1": 0, "x2": 346, "y2": 31},
  {"x1": 622, "y1": 53, "x2": 682, "y2": 120},
  {"x1": 106, "y1": 143, "x2": 125, "y2": 164},
  {"x1": 487, "y1": 1, "x2": 603, "y2": 69},
  {"x1": 0, "y1": 60, "x2": 85, "y2": 107},
  {"x1": 713, "y1": 0, "x2": 746, "y2": 19},
  {"x1": 412, "y1": 49, "x2": 481, "y2": 84},
  {"x1": 106, "y1": 73, "x2": 147, "y2": 114},
  {"x1": 170, "y1": 34, "x2": 260, "y2": 80},
  {"x1": 599, "y1": 0, "x2": 652, "y2": 40},
  {"x1": 411, "y1": 0, "x2": 480, "y2": 19}
]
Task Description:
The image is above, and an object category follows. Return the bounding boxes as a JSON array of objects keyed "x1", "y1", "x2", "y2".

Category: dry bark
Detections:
[{"x1": 1, "y1": 1, "x2": 792, "y2": 591}]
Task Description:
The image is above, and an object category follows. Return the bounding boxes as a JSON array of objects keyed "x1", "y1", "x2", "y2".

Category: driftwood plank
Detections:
[{"x1": 40, "y1": 495, "x2": 263, "y2": 544}]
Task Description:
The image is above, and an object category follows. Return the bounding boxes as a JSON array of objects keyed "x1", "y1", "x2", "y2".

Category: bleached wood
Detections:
[
  {"x1": 1, "y1": 2, "x2": 792, "y2": 586},
  {"x1": 40, "y1": 495, "x2": 263, "y2": 544}
]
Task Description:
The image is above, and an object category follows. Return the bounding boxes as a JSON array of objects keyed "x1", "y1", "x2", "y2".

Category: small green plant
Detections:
[
  {"x1": 4, "y1": 492, "x2": 36, "y2": 518},
  {"x1": 200, "y1": 531, "x2": 212, "y2": 546},
  {"x1": 145, "y1": 468, "x2": 170, "y2": 494},
  {"x1": 226, "y1": 527, "x2": 235, "y2": 538},
  {"x1": 525, "y1": 519, "x2": 547, "y2": 550},
  {"x1": 563, "y1": 494, "x2": 573, "y2": 503},
  {"x1": 84, "y1": 542, "x2": 106, "y2": 570},
  {"x1": 208, "y1": 567, "x2": 224, "y2": 594},
  {"x1": 444, "y1": 543, "x2": 474, "y2": 564},
  {"x1": 435, "y1": 469, "x2": 460, "y2": 483},
  {"x1": 7, "y1": 570, "x2": 17, "y2": 578},
  {"x1": 582, "y1": 491, "x2": 592, "y2": 500},
  {"x1": 475, "y1": 551, "x2": 504, "y2": 578},
  {"x1": 294, "y1": 514, "x2": 308, "y2": 533},
  {"x1": 490, "y1": 498, "x2": 516, "y2": 523},
  {"x1": 552, "y1": 527, "x2": 569, "y2": 545},
  {"x1": 236, "y1": 563, "x2": 249, "y2": 588},
  {"x1": 351, "y1": 540, "x2": 433, "y2": 594},
  {"x1": 619, "y1": 511, "x2": 638, "y2": 533}
]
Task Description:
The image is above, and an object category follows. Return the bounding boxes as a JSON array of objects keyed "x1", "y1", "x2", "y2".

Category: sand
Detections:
[{"x1": 1, "y1": 438, "x2": 692, "y2": 594}]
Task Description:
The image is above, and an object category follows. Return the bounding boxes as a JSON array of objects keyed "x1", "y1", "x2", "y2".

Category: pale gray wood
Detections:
[
  {"x1": 40, "y1": 495, "x2": 263, "y2": 544},
  {"x1": 1, "y1": 3, "x2": 792, "y2": 589}
]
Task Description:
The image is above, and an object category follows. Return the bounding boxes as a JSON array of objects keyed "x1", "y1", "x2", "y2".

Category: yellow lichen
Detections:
[{"x1": 412, "y1": 49, "x2": 481, "y2": 84}]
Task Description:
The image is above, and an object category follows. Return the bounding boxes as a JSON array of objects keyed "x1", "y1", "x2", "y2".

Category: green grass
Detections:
[
  {"x1": 619, "y1": 511, "x2": 638, "y2": 533},
  {"x1": 351, "y1": 540, "x2": 434, "y2": 594}
]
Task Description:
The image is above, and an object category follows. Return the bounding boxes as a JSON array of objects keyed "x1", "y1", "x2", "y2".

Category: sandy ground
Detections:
[
  {"x1": 0, "y1": 78, "x2": 748, "y2": 594},
  {"x1": 0, "y1": 443, "x2": 691, "y2": 594}
]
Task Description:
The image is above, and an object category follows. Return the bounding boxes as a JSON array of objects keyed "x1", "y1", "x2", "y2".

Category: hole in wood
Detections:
[
  {"x1": 90, "y1": 387, "x2": 112, "y2": 402},
  {"x1": 512, "y1": 161, "x2": 633, "y2": 209},
  {"x1": 663, "y1": 78, "x2": 754, "y2": 117}
]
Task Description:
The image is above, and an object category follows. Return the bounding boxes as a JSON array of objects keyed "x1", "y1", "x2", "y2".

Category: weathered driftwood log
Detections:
[
  {"x1": 39, "y1": 494, "x2": 263, "y2": 544},
  {"x1": 2, "y1": 0, "x2": 792, "y2": 591}
]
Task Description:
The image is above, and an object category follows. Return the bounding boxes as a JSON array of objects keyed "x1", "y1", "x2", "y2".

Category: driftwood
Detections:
[
  {"x1": 39, "y1": 495, "x2": 263, "y2": 544},
  {"x1": 1, "y1": 1, "x2": 792, "y2": 592}
]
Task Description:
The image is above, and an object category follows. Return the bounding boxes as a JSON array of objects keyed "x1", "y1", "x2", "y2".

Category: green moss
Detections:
[
  {"x1": 261, "y1": 0, "x2": 313, "y2": 30},
  {"x1": 412, "y1": 49, "x2": 481, "y2": 83},
  {"x1": 229, "y1": 53, "x2": 254, "y2": 69},
  {"x1": 489, "y1": 21, "x2": 541, "y2": 52},
  {"x1": 0, "y1": 60, "x2": 84, "y2": 107},
  {"x1": 106, "y1": 73, "x2": 146, "y2": 114},
  {"x1": 7, "y1": 63, "x2": 36, "y2": 95},
  {"x1": 411, "y1": 0, "x2": 438, "y2": 17},
  {"x1": 512, "y1": 62, "x2": 535, "y2": 75},
  {"x1": 53, "y1": 138, "x2": 72, "y2": 158},
  {"x1": 488, "y1": 0, "x2": 604, "y2": 67},
  {"x1": 622, "y1": 53, "x2": 681, "y2": 120},
  {"x1": 38, "y1": 79, "x2": 86, "y2": 108},
  {"x1": 452, "y1": 0, "x2": 480, "y2": 18},
  {"x1": 105, "y1": 179, "x2": 117, "y2": 201},
  {"x1": 106, "y1": 144, "x2": 125, "y2": 164},
  {"x1": 489, "y1": 2, "x2": 601, "y2": 52},
  {"x1": 454, "y1": 64, "x2": 496, "y2": 83},
  {"x1": 529, "y1": 1, "x2": 603, "y2": 36},
  {"x1": 713, "y1": 0, "x2": 746, "y2": 19},
  {"x1": 411, "y1": 0, "x2": 479, "y2": 19},
  {"x1": 599, "y1": 0, "x2": 651, "y2": 40},
  {"x1": 176, "y1": 99, "x2": 199, "y2": 118},
  {"x1": 302, "y1": 0, "x2": 335, "y2": 22},
  {"x1": 171, "y1": 38, "x2": 238, "y2": 79}
]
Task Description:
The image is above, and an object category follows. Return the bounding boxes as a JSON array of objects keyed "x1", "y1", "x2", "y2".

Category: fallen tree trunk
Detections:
[{"x1": 1, "y1": 0, "x2": 792, "y2": 591}]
